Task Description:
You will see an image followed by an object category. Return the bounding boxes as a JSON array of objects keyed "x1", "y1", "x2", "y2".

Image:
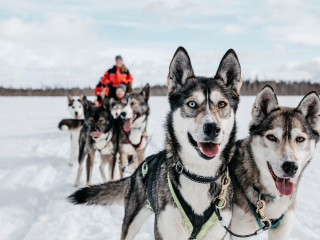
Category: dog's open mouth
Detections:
[
  {"x1": 123, "y1": 115, "x2": 136, "y2": 132},
  {"x1": 188, "y1": 133, "x2": 219, "y2": 160},
  {"x1": 267, "y1": 162, "x2": 294, "y2": 196},
  {"x1": 90, "y1": 130, "x2": 101, "y2": 138}
]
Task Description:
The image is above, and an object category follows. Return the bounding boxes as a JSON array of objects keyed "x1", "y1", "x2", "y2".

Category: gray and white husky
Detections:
[
  {"x1": 69, "y1": 47, "x2": 242, "y2": 240},
  {"x1": 118, "y1": 84, "x2": 150, "y2": 178},
  {"x1": 74, "y1": 97, "x2": 115, "y2": 187},
  {"x1": 58, "y1": 95, "x2": 85, "y2": 166},
  {"x1": 229, "y1": 86, "x2": 320, "y2": 239}
]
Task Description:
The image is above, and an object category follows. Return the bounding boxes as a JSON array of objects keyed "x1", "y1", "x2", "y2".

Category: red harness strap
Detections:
[{"x1": 123, "y1": 130, "x2": 144, "y2": 150}]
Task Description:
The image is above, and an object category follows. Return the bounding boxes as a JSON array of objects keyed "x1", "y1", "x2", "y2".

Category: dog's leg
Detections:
[
  {"x1": 119, "y1": 153, "x2": 129, "y2": 179},
  {"x1": 121, "y1": 177, "x2": 150, "y2": 240},
  {"x1": 268, "y1": 209, "x2": 295, "y2": 240},
  {"x1": 74, "y1": 138, "x2": 86, "y2": 187},
  {"x1": 99, "y1": 153, "x2": 109, "y2": 182},
  {"x1": 229, "y1": 204, "x2": 255, "y2": 240},
  {"x1": 86, "y1": 151, "x2": 95, "y2": 187},
  {"x1": 137, "y1": 149, "x2": 145, "y2": 165},
  {"x1": 69, "y1": 130, "x2": 79, "y2": 166},
  {"x1": 156, "y1": 205, "x2": 189, "y2": 240},
  {"x1": 121, "y1": 207, "x2": 152, "y2": 240},
  {"x1": 108, "y1": 154, "x2": 115, "y2": 181}
]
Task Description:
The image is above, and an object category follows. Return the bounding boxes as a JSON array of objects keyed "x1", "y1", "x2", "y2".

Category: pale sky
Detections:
[{"x1": 1, "y1": 0, "x2": 320, "y2": 88}]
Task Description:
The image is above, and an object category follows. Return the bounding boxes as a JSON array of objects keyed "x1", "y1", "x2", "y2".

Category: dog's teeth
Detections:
[{"x1": 199, "y1": 147, "x2": 204, "y2": 153}]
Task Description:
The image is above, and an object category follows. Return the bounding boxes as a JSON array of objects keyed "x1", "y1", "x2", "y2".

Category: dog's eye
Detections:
[
  {"x1": 131, "y1": 102, "x2": 135, "y2": 106},
  {"x1": 218, "y1": 101, "x2": 227, "y2": 109},
  {"x1": 266, "y1": 134, "x2": 277, "y2": 142},
  {"x1": 296, "y1": 136, "x2": 305, "y2": 142},
  {"x1": 187, "y1": 101, "x2": 197, "y2": 108}
]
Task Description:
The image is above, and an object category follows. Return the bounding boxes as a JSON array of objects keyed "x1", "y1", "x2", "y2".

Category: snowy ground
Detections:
[{"x1": 0, "y1": 96, "x2": 319, "y2": 240}]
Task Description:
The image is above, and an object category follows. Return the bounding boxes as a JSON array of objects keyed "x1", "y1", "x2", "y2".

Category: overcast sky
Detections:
[{"x1": 1, "y1": 0, "x2": 320, "y2": 88}]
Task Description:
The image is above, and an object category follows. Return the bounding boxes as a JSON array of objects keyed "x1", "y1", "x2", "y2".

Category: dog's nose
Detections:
[
  {"x1": 75, "y1": 111, "x2": 78, "y2": 116},
  {"x1": 282, "y1": 161, "x2": 298, "y2": 177},
  {"x1": 120, "y1": 112, "x2": 126, "y2": 118},
  {"x1": 203, "y1": 123, "x2": 221, "y2": 138}
]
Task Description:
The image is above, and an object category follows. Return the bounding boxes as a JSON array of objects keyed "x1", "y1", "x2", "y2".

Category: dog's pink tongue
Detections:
[
  {"x1": 276, "y1": 177, "x2": 294, "y2": 196},
  {"x1": 123, "y1": 118, "x2": 133, "y2": 132},
  {"x1": 198, "y1": 142, "x2": 219, "y2": 157},
  {"x1": 90, "y1": 131, "x2": 100, "y2": 138}
]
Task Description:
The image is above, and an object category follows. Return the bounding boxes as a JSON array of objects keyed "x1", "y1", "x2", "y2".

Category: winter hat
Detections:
[
  {"x1": 115, "y1": 55, "x2": 122, "y2": 61},
  {"x1": 116, "y1": 83, "x2": 127, "y2": 92}
]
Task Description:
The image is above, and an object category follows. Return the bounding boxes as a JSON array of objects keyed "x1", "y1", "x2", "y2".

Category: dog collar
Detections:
[
  {"x1": 174, "y1": 162, "x2": 225, "y2": 184},
  {"x1": 253, "y1": 185, "x2": 277, "y2": 199}
]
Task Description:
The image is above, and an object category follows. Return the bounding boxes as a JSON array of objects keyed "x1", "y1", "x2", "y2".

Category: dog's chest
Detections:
[
  {"x1": 264, "y1": 196, "x2": 291, "y2": 219},
  {"x1": 157, "y1": 204, "x2": 230, "y2": 240},
  {"x1": 179, "y1": 176, "x2": 212, "y2": 215}
]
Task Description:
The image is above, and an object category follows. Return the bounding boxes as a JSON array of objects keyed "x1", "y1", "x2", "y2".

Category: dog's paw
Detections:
[
  {"x1": 122, "y1": 165, "x2": 129, "y2": 173},
  {"x1": 61, "y1": 125, "x2": 69, "y2": 131}
]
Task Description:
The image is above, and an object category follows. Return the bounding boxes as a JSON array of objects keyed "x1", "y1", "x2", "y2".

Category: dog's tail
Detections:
[
  {"x1": 58, "y1": 119, "x2": 84, "y2": 131},
  {"x1": 68, "y1": 177, "x2": 129, "y2": 205}
]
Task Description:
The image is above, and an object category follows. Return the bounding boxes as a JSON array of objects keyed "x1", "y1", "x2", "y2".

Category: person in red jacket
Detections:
[{"x1": 95, "y1": 55, "x2": 133, "y2": 104}]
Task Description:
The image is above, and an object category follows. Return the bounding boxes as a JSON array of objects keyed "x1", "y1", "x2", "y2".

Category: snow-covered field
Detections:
[{"x1": 1, "y1": 96, "x2": 319, "y2": 240}]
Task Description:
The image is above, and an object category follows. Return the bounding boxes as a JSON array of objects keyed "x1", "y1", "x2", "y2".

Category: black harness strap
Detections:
[
  {"x1": 171, "y1": 181, "x2": 216, "y2": 239},
  {"x1": 175, "y1": 161, "x2": 225, "y2": 184}
]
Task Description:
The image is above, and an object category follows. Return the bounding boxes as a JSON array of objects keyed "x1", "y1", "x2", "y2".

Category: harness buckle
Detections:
[
  {"x1": 255, "y1": 200, "x2": 271, "y2": 228},
  {"x1": 214, "y1": 175, "x2": 231, "y2": 209}
]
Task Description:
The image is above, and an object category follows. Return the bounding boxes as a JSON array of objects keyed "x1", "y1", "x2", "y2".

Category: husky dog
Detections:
[
  {"x1": 74, "y1": 97, "x2": 115, "y2": 187},
  {"x1": 58, "y1": 95, "x2": 85, "y2": 166},
  {"x1": 229, "y1": 86, "x2": 320, "y2": 239},
  {"x1": 117, "y1": 84, "x2": 150, "y2": 178},
  {"x1": 110, "y1": 98, "x2": 126, "y2": 119},
  {"x1": 69, "y1": 47, "x2": 242, "y2": 240}
]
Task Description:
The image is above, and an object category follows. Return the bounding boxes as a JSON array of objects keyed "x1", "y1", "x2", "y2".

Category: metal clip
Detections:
[
  {"x1": 256, "y1": 200, "x2": 271, "y2": 228},
  {"x1": 214, "y1": 175, "x2": 231, "y2": 209}
]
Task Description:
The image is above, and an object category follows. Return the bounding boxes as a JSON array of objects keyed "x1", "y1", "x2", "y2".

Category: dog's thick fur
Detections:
[
  {"x1": 229, "y1": 86, "x2": 320, "y2": 239},
  {"x1": 69, "y1": 47, "x2": 242, "y2": 240},
  {"x1": 58, "y1": 95, "x2": 86, "y2": 166},
  {"x1": 74, "y1": 97, "x2": 115, "y2": 187},
  {"x1": 118, "y1": 84, "x2": 150, "y2": 178}
]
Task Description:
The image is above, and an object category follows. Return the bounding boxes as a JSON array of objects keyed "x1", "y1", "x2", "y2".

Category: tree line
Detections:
[{"x1": 1, "y1": 80, "x2": 319, "y2": 96}]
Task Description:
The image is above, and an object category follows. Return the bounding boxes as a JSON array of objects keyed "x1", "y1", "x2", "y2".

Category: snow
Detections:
[{"x1": 0, "y1": 96, "x2": 319, "y2": 240}]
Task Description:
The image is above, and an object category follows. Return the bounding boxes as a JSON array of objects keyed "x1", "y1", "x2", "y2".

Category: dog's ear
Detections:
[
  {"x1": 296, "y1": 91, "x2": 320, "y2": 132},
  {"x1": 168, "y1": 47, "x2": 194, "y2": 94},
  {"x1": 140, "y1": 83, "x2": 150, "y2": 102},
  {"x1": 216, "y1": 49, "x2": 242, "y2": 94},
  {"x1": 109, "y1": 97, "x2": 115, "y2": 106},
  {"x1": 68, "y1": 95, "x2": 73, "y2": 105},
  {"x1": 251, "y1": 85, "x2": 279, "y2": 125},
  {"x1": 102, "y1": 96, "x2": 110, "y2": 110},
  {"x1": 79, "y1": 95, "x2": 90, "y2": 114}
]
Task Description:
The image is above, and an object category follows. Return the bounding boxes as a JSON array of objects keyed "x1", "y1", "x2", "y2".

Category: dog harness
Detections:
[
  {"x1": 123, "y1": 130, "x2": 144, "y2": 150},
  {"x1": 141, "y1": 152, "x2": 230, "y2": 240},
  {"x1": 213, "y1": 187, "x2": 285, "y2": 238}
]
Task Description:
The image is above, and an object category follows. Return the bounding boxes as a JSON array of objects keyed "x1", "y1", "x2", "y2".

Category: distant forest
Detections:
[{"x1": 1, "y1": 80, "x2": 320, "y2": 96}]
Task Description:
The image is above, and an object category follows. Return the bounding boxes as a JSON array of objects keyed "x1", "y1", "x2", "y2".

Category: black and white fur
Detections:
[
  {"x1": 69, "y1": 47, "x2": 242, "y2": 240},
  {"x1": 118, "y1": 84, "x2": 150, "y2": 178},
  {"x1": 58, "y1": 95, "x2": 85, "y2": 166},
  {"x1": 74, "y1": 97, "x2": 115, "y2": 187},
  {"x1": 229, "y1": 86, "x2": 320, "y2": 239}
]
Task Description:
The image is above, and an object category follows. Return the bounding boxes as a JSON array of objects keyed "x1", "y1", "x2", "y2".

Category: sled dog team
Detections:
[{"x1": 62, "y1": 47, "x2": 320, "y2": 240}]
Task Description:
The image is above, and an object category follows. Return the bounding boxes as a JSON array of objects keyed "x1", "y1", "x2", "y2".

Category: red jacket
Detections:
[{"x1": 95, "y1": 65, "x2": 133, "y2": 96}]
